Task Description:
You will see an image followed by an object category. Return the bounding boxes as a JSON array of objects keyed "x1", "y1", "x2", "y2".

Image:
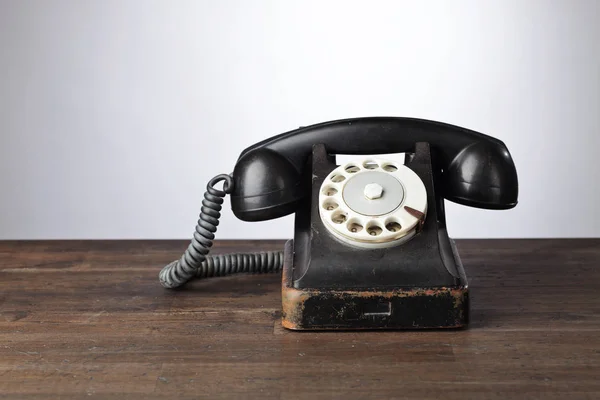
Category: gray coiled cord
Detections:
[
  {"x1": 194, "y1": 251, "x2": 284, "y2": 279},
  {"x1": 159, "y1": 173, "x2": 283, "y2": 289}
]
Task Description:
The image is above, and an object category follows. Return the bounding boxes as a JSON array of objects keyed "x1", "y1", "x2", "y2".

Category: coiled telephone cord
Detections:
[{"x1": 159, "y1": 174, "x2": 284, "y2": 289}]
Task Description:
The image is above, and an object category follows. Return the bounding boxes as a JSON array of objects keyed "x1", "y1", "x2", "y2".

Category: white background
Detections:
[{"x1": 0, "y1": 0, "x2": 598, "y2": 239}]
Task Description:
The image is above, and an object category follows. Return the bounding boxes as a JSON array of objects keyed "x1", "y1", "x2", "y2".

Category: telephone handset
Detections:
[{"x1": 160, "y1": 117, "x2": 518, "y2": 330}]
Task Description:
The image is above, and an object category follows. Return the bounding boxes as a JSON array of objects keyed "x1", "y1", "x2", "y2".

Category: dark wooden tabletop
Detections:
[{"x1": 0, "y1": 239, "x2": 599, "y2": 399}]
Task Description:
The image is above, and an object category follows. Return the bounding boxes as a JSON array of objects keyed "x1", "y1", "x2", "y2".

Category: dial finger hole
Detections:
[
  {"x1": 345, "y1": 164, "x2": 360, "y2": 173},
  {"x1": 322, "y1": 185, "x2": 338, "y2": 196},
  {"x1": 382, "y1": 163, "x2": 398, "y2": 172},
  {"x1": 322, "y1": 200, "x2": 339, "y2": 211},
  {"x1": 385, "y1": 218, "x2": 402, "y2": 232},
  {"x1": 331, "y1": 211, "x2": 347, "y2": 224},
  {"x1": 363, "y1": 160, "x2": 379, "y2": 170},
  {"x1": 346, "y1": 219, "x2": 364, "y2": 233},
  {"x1": 366, "y1": 222, "x2": 383, "y2": 236},
  {"x1": 331, "y1": 174, "x2": 346, "y2": 183}
]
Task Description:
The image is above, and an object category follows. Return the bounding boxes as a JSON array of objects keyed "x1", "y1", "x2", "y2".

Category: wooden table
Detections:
[{"x1": 0, "y1": 240, "x2": 598, "y2": 399}]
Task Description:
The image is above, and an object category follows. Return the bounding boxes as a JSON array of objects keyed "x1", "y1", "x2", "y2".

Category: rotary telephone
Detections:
[{"x1": 160, "y1": 117, "x2": 518, "y2": 330}]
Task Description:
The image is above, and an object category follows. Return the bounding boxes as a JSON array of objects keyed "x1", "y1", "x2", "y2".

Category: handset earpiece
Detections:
[
  {"x1": 443, "y1": 141, "x2": 518, "y2": 209},
  {"x1": 230, "y1": 148, "x2": 304, "y2": 222}
]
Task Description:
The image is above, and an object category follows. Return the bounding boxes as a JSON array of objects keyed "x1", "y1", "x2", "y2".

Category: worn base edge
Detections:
[{"x1": 281, "y1": 240, "x2": 469, "y2": 331}]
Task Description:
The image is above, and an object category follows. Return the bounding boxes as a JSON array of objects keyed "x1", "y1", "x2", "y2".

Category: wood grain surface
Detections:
[{"x1": 0, "y1": 239, "x2": 599, "y2": 399}]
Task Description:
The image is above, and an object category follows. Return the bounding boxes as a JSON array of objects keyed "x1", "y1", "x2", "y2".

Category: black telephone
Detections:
[{"x1": 160, "y1": 117, "x2": 518, "y2": 330}]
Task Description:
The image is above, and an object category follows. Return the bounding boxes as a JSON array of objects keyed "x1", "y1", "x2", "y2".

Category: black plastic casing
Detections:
[
  {"x1": 294, "y1": 143, "x2": 458, "y2": 290},
  {"x1": 281, "y1": 143, "x2": 469, "y2": 330}
]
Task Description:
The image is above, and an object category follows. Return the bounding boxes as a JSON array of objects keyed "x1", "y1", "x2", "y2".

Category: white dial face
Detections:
[{"x1": 319, "y1": 158, "x2": 427, "y2": 249}]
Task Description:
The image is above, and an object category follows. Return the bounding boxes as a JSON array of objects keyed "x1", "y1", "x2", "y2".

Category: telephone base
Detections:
[{"x1": 281, "y1": 240, "x2": 469, "y2": 330}]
